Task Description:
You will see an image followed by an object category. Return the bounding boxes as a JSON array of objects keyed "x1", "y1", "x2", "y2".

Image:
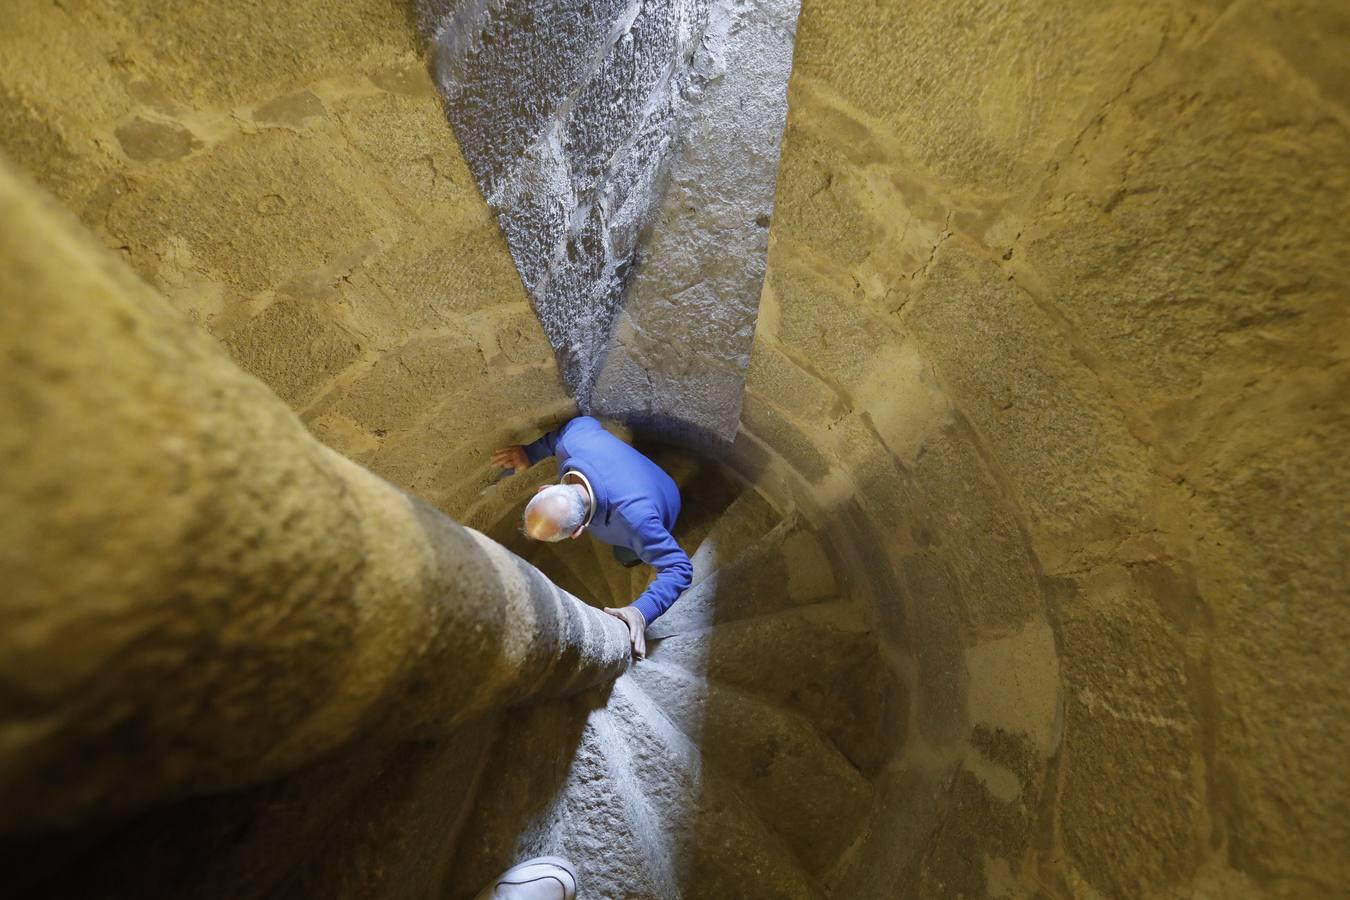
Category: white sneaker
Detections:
[{"x1": 475, "y1": 856, "x2": 578, "y2": 900}]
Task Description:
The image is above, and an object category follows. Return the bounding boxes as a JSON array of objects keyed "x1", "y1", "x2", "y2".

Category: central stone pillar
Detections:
[{"x1": 0, "y1": 160, "x2": 631, "y2": 835}]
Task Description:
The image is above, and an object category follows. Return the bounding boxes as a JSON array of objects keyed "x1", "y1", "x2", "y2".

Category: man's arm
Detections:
[
  {"x1": 491, "y1": 425, "x2": 563, "y2": 471},
  {"x1": 522, "y1": 427, "x2": 562, "y2": 465},
  {"x1": 629, "y1": 514, "x2": 693, "y2": 625}
]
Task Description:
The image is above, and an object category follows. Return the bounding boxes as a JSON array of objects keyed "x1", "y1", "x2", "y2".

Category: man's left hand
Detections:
[{"x1": 603, "y1": 606, "x2": 647, "y2": 659}]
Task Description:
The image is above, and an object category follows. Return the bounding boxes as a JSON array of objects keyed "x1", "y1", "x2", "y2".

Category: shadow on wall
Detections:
[{"x1": 712, "y1": 411, "x2": 1064, "y2": 896}]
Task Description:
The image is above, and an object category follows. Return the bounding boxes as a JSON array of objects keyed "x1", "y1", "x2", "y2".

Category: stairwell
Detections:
[
  {"x1": 1, "y1": 1, "x2": 1347, "y2": 898},
  {"x1": 452, "y1": 450, "x2": 906, "y2": 897}
]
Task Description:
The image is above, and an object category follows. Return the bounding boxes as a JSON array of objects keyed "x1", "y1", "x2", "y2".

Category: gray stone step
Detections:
[
  {"x1": 445, "y1": 691, "x2": 681, "y2": 900},
  {"x1": 685, "y1": 485, "x2": 781, "y2": 587},
  {"x1": 446, "y1": 692, "x2": 669, "y2": 899},
  {"x1": 608, "y1": 677, "x2": 820, "y2": 899},
  {"x1": 588, "y1": 708, "x2": 684, "y2": 900},
  {"x1": 646, "y1": 602, "x2": 905, "y2": 777},
  {"x1": 553, "y1": 705, "x2": 673, "y2": 900},
  {"x1": 627, "y1": 660, "x2": 873, "y2": 879},
  {"x1": 532, "y1": 532, "x2": 618, "y2": 607},
  {"x1": 649, "y1": 515, "x2": 836, "y2": 638},
  {"x1": 586, "y1": 532, "x2": 635, "y2": 607}
]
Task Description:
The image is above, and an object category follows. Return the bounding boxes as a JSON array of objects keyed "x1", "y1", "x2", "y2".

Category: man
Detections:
[{"x1": 491, "y1": 416, "x2": 692, "y2": 658}]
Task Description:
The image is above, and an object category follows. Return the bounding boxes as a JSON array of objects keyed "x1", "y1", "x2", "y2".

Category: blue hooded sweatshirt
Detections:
[{"x1": 525, "y1": 417, "x2": 691, "y2": 624}]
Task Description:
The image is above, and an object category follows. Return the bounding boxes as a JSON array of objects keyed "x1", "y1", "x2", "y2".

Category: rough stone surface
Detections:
[
  {"x1": 742, "y1": 0, "x2": 1349, "y2": 894},
  {"x1": 1, "y1": 0, "x2": 1346, "y2": 897},
  {"x1": 0, "y1": 0, "x2": 575, "y2": 524},
  {"x1": 0, "y1": 156, "x2": 631, "y2": 835},
  {"x1": 422, "y1": 0, "x2": 799, "y2": 442}
]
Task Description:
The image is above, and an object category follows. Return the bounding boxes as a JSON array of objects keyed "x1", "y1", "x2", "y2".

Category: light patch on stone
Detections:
[
  {"x1": 114, "y1": 116, "x2": 202, "y2": 162},
  {"x1": 965, "y1": 619, "x2": 1061, "y2": 755},
  {"x1": 253, "y1": 90, "x2": 327, "y2": 127},
  {"x1": 962, "y1": 748, "x2": 1022, "y2": 803},
  {"x1": 861, "y1": 341, "x2": 952, "y2": 466},
  {"x1": 983, "y1": 855, "x2": 1018, "y2": 897}
]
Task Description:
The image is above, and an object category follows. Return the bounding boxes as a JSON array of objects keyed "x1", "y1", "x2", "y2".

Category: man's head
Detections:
[{"x1": 523, "y1": 484, "x2": 589, "y2": 542}]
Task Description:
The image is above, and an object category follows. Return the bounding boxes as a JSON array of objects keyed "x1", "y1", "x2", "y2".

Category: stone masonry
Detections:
[
  {"x1": 0, "y1": 156, "x2": 631, "y2": 833},
  {"x1": 1, "y1": 0, "x2": 1347, "y2": 897},
  {"x1": 420, "y1": 0, "x2": 798, "y2": 443}
]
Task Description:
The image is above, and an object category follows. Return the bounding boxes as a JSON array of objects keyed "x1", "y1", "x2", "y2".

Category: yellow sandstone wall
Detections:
[
  {"x1": 740, "y1": 0, "x2": 1349, "y2": 894},
  {"x1": 0, "y1": 0, "x2": 571, "y2": 525},
  {"x1": 2, "y1": 0, "x2": 1346, "y2": 897}
]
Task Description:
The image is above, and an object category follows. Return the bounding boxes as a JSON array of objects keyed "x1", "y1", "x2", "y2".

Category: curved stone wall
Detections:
[
  {"x1": 0, "y1": 0, "x2": 577, "y2": 528},
  {"x1": 734, "y1": 1, "x2": 1349, "y2": 895},
  {"x1": 1, "y1": 0, "x2": 1345, "y2": 897}
]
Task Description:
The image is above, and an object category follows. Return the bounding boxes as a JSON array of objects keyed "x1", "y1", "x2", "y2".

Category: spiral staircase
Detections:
[{"x1": 452, "y1": 448, "x2": 904, "y2": 898}]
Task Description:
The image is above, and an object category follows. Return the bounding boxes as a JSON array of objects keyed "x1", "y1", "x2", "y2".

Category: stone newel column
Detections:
[{"x1": 0, "y1": 160, "x2": 630, "y2": 834}]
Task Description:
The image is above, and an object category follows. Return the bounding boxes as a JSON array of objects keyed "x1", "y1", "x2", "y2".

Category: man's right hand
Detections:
[{"x1": 491, "y1": 445, "x2": 529, "y2": 471}]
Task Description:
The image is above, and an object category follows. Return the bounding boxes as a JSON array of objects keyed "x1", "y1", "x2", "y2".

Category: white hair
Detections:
[{"x1": 524, "y1": 484, "x2": 587, "y2": 541}]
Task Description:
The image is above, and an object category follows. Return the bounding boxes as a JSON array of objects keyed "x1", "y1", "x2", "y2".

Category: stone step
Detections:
[
  {"x1": 685, "y1": 485, "x2": 781, "y2": 587},
  {"x1": 587, "y1": 530, "x2": 635, "y2": 607},
  {"x1": 552, "y1": 702, "x2": 674, "y2": 900},
  {"x1": 608, "y1": 677, "x2": 820, "y2": 900},
  {"x1": 531, "y1": 531, "x2": 618, "y2": 607},
  {"x1": 588, "y1": 707, "x2": 684, "y2": 899},
  {"x1": 627, "y1": 660, "x2": 873, "y2": 879},
  {"x1": 531, "y1": 541, "x2": 604, "y2": 608},
  {"x1": 448, "y1": 696, "x2": 664, "y2": 895},
  {"x1": 649, "y1": 515, "x2": 836, "y2": 638},
  {"x1": 647, "y1": 602, "x2": 904, "y2": 777}
]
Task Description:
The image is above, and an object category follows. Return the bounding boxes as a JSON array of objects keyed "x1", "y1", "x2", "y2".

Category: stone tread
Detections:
[
  {"x1": 530, "y1": 541, "x2": 602, "y2": 607},
  {"x1": 647, "y1": 601, "x2": 902, "y2": 775},
  {"x1": 649, "y1": 513, "x2": 836, "y2": 638},
  {"x1": 608, "y1": 677, "x2": 821, "y2": 899},
  {"x1": 627, "y1": 659, "x2": 874, "y2": 877},
  {"x1": 452, "y1": 469, "x2": 875, "y2": 900},
  {"x1": 536, "y1": 532, "x2": 620, "y2": 607},
  {"x1": 590, "y1": 707, "x2": 685, "y2": 899},
  {"x1": 685, "y1": 483, "x2": 782, "y2": 587},
  {"x1": 587, "y1": 532, "x2": 633, "y2": 607}
]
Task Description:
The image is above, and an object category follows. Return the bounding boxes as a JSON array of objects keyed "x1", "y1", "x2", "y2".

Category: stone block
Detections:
[
  {"x1": 772, "y1": 130, "x2": 881, "y2": 268},
  {"x1": 910, "y1": 422, "x2": 1044, "y2": 636},
  {"x1": 331, "y1": 87, "x2": 463, "y2": 205},
  {"x1": 1049, "y1": 564, "x2": 1205, "y2": 897},
  {"x1": 895, "y1": 552, "x2": 970, "y2": 747},
  {"x1": 223, "y1": 297, "x2": 362, "y2": 406},
  {"x1": 105, "y1": 129, "x2": 397, "y2": 296},
  {"x1": 767, "y1": 256, "x2": 892, "y2": 399},
  {"x1": 358, "y1": 216, "x2": 526, "y2": 338},
  {"x1": 740, "y1": 392, "x2": 831, "y2": 483},
  {"x1": 902, "y1": 241, "x2": 1152, "y2": 561},
  {"x1": 334, "y1": 333, "x2": 485, "y2": 434},
  {"x1": 82, "y1": 0, "x2": 415, "y2": 107},
  {"x1": 792, "y1": 0, "x2": 1172, "y2": 198},
  {"x1": 745, "y1": 337, "x2": 848, "y2": 427}
]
